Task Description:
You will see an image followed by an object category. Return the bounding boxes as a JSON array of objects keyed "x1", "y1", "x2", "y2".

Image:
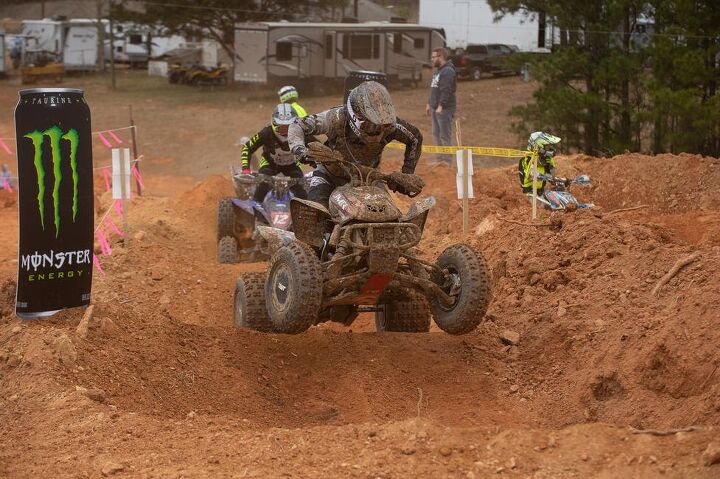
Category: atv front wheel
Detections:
[
  {"x1": 431, "y1": 244, "x2": 491, "y2": 335},
  {"x1": 218, "y1": 236, "x2": 239, "y2": 263},
  {"x1": 233, "y1": 272, "x2": 273, "y2": 332},
  {"x1": 217, "y1": 197, "x2": 235, "y2": 241},
  {"x1": 265, "y1": 242, "x2": 322, "y2": 333},
  {"x1": 375, "y1": 289, "x2": 431, "y2": 333}
]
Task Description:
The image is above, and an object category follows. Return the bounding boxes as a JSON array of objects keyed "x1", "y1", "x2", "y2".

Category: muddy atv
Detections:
[{"x1": 233, "y1": 143, "x2": 491, "y2": 334}]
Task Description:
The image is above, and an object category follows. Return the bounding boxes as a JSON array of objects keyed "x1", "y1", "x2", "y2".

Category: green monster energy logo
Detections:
[{"x1": 24, "y1": 126, "x2": 79, "y2": 238}]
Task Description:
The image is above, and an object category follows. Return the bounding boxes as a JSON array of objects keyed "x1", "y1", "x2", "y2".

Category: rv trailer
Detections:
[{"x1": 234, "y1": 22, "x2": 445, "y2": 86}]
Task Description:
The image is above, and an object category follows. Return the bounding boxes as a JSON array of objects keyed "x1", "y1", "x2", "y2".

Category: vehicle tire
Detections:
[
  {"x1": 265, "y1": 241, "x2": 322, "y2": 334},
  {"x1": 218, "y1": 236, "x2": 239, "y2": 264},
  {"x1": 233, "y1": 272, "x2": 273, "y2": 332},
  {"x1": 471, "y1": 67, "x2": 482, "y2": 81},
  {"x1": 430, "y1": 244, "x2": 491, "y2": 335},
  {"x1": 375, "y1": 289, "x2": 431, "y2": 333},
  {"x1": 217, "y1": 197, "x2": 235, "y2": 241}
]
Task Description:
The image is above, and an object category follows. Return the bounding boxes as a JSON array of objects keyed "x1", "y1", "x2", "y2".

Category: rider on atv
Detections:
[
  {"x1": 518, "y1": 131, "x2": 568, "y2": 196},
  {"x1": 288, "y1": 81, "x2": 424, "y2": 208},
  {"x1": 240, "y1": 104, "x2": 311, "y2": 202}
]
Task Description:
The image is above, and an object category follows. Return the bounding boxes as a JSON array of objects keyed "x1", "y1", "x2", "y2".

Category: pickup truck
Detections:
[{"x1": 451, "y1": 44, "x2": 519, "y2": 80}]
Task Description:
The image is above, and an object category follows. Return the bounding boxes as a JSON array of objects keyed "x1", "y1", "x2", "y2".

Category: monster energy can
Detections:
[{"x1": 14, "y1": 88, "x2": 94, "y2": 319}]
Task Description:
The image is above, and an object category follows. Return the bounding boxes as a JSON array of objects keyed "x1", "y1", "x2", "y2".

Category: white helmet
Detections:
[
  {"x1": 271, "y1": 103, "x2": 298, "y2": 140},
  {"x1": 278, "y1": 85, "x2": 299, "y2": 103}
]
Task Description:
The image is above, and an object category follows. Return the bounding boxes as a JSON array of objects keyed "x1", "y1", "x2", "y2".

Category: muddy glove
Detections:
[
  {"x1": 292, "y1": 145, "x2": 311, "y2": 164},
  {"x1": 386, "y1": 172, "x2": 425, "y2": 197}
]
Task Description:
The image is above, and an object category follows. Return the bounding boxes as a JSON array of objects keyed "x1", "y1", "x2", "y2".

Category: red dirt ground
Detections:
[{"x1": 0, "y1": 75, "x2": 719, "y2": 478}]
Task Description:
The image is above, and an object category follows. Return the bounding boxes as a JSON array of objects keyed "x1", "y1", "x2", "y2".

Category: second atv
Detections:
[
  {"x1": 217, "y1": 167, "x2": 306, "y2": 263},
  {"x1": 233, "y1": 143, "x2": 492, "y2": 335}
]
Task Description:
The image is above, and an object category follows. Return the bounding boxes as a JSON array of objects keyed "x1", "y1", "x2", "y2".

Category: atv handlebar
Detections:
[{"x1": 303, "y1": 141, "x2": 425, "y2": 197}]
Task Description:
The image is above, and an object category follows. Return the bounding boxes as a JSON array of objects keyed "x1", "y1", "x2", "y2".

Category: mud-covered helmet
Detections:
[
  {"x1": 346, "y1": 81, "x2": 396, "y2": 143},
  {"x1": 278, "y1": 85, "x2": 299, "y2": 103},
  {"x1": 528, "y1": 131, "x2": 561, "y2": 158},
  {"x1": 271, "y1": 103, "x2": 298, "y2": 140}
]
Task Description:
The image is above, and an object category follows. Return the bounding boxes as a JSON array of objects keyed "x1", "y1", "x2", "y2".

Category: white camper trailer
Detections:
[
  {"x1": 234, "y1": 22, "x2": 445, "y2": 85},
  {"x1": 419, "y1": 0, "x2": 554, "y2": 51},
  {"x1": 21, "y1": 18, "x2": 103, "y2": 71}
]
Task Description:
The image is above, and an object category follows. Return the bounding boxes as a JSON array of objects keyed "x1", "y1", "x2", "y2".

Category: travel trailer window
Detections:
[
  {"x1": 277, "y1": 41, "x2": 292, "y2": 61},
  {"x1": 129, "y1": 34, "x2": 142, "y2": 45},
  {"x1": 343, "y1": 34, "x2": 379, "y2": 60},
  {"x1": 414, "y1": 38, "x2": 425, "y2": 49},
  {"x1": 325, "y1": 35, "x2": 333, "y2": 59}
]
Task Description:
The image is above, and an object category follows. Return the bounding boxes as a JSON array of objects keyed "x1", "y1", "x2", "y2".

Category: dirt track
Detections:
[{"x1": 1, "y1": 75, "x2": 719, "y2": 478}]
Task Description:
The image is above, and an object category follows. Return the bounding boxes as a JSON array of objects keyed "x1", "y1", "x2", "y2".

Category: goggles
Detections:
[{"x1": 347, "y1": 97, "x2": 395, "y2": 139}]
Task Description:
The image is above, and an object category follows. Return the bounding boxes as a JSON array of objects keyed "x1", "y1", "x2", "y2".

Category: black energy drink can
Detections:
[
  {"x1": 344, "y1": 70, "x2": 388, "y2": 104},
  {"x1": 14, "y1": 88, "x2": 94, "y2": 319}
]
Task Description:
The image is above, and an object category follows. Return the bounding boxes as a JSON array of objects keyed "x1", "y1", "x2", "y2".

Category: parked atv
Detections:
[
  {"x1": 217, "y1": 167, "x2": 306, "y2": 264},
  {"x1": 534, "y1": 174, "x2": 593, "y2": 211},
  {"x1": 233, "y1": 143, "x2": 492, "y2": 335}
]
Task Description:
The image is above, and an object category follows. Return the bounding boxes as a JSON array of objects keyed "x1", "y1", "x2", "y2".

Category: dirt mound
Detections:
[{"x1": 1, "y1": 152, "x2": 719, "y2": 477}]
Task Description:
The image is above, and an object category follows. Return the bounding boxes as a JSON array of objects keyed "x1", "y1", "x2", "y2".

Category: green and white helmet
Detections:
[
  {"x1": 528, "y1": 131, "x2": 561, "y2": 153},
  {"x1": 278, "y1": 85, "x2": 299, "y2": 103}
]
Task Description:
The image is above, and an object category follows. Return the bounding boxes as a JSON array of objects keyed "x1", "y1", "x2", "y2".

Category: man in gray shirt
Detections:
[{"x1": 426, "y1": 47, "x2": 457, "y2": 165}]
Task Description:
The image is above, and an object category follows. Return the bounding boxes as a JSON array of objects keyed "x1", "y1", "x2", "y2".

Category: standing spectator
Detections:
[{"x1": 426, "y1": 47, "x2": 457, "y2": 165}]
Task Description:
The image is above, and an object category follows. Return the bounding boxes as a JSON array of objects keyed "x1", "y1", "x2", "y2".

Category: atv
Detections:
[
  {"x1": 533, "y1": 174, "x2": 593, "y2": 211},
  {"x1": 217, "y1": 167, "x2": 307, "y2": 264},
  {"x1": 233, "y1": 143, "x2": 492, "y2": 335}
]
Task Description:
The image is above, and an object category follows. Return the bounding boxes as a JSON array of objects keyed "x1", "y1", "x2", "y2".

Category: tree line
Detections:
[{"x1": 489, "y1": 0, "x2": 720, "y2": 157}]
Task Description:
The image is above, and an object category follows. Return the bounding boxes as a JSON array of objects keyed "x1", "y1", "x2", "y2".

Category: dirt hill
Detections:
[{"x1": 1, "y1": 151, "x2": 719, "y2": 477}]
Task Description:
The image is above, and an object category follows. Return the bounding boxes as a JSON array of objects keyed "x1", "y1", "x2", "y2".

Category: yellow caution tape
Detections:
[{"x1": 386, "y1": 141, "x2": 528, "y2": 158}]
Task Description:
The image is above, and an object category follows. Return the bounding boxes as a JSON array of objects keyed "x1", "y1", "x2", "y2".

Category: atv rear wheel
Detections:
[
  {"x1": 218, "y1": 236, "x2": 239, "y2": 264},
  {"x1": 375, "y1": 289, "x2": 432, "y2": 333},
  {"x1": 431, "y1": 244, "x2": 491, "y2": 335},
  {"x1": 265, "y1": 242, "x2": 322, "y2": 334},
  {"x1": 233, "y1": 272, "x2": 273, "y2": 332},
  {"x1": 217, "y1": 197, "x2": 235, "y2": 241}
]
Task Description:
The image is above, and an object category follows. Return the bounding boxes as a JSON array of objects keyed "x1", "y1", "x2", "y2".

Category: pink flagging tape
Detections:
[
  {"x1": 131, "y1": 164, "x2": 145, "y2": 190},
  {"x1": 113, "y1": 200, "x2": 123, "y2": 217},
  {"x1": 98, "y1": 229, "x2": 112, "y2": 256},
  {"x1": 2, "y1": 177, "x2": 12, "y2": 192},
  {"x1": 107, "y1": 217, "x2": 125, "y2": 237},
  {"x1": 102, "y1": 167, "x2": 111, "y2": 191},
  {"x1": 97, "y1": 132, "x2": 113, "y2": 148},
  {"x1": 0, "y1": 138, "x2": 12, "y2": 155},
  {"x1": 108, "y1": 130, "x2": 123, "y2": 145},
  {"x1": 93, "y1": 254, "x2": 105, "y2": 274}
]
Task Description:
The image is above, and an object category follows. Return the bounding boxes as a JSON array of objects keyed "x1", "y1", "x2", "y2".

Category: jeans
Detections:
[{"x1": 431, "y1": 107, "x2": 455, "y2": 164}]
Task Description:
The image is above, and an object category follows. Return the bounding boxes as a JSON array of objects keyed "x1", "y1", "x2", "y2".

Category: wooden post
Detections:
[
  {"x1": 108, "y1": 0, "x2": 116, "y2": 90},
  {"x1": 531, "y1": 150, "x2": 538, "y2": 220},
  {"x1": 129, "y1": 104, "x2": 141, "y2": 196},
  {"x1": 462, "y1": 149, "x2": 470, "y2": 234}
]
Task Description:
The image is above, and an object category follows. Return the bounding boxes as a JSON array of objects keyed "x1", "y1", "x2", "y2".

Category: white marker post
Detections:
[
  {"x1": 112, "y1": 148, "x2": 131, "y2": 244},
  {"x1": 456, "y1": 149, "x2": 474, "y2": 234}
]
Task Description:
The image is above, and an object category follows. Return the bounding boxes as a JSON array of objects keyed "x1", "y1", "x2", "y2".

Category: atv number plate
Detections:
[{"x1": 271, "y1": 211, "x2": 291, "y2": 228}]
